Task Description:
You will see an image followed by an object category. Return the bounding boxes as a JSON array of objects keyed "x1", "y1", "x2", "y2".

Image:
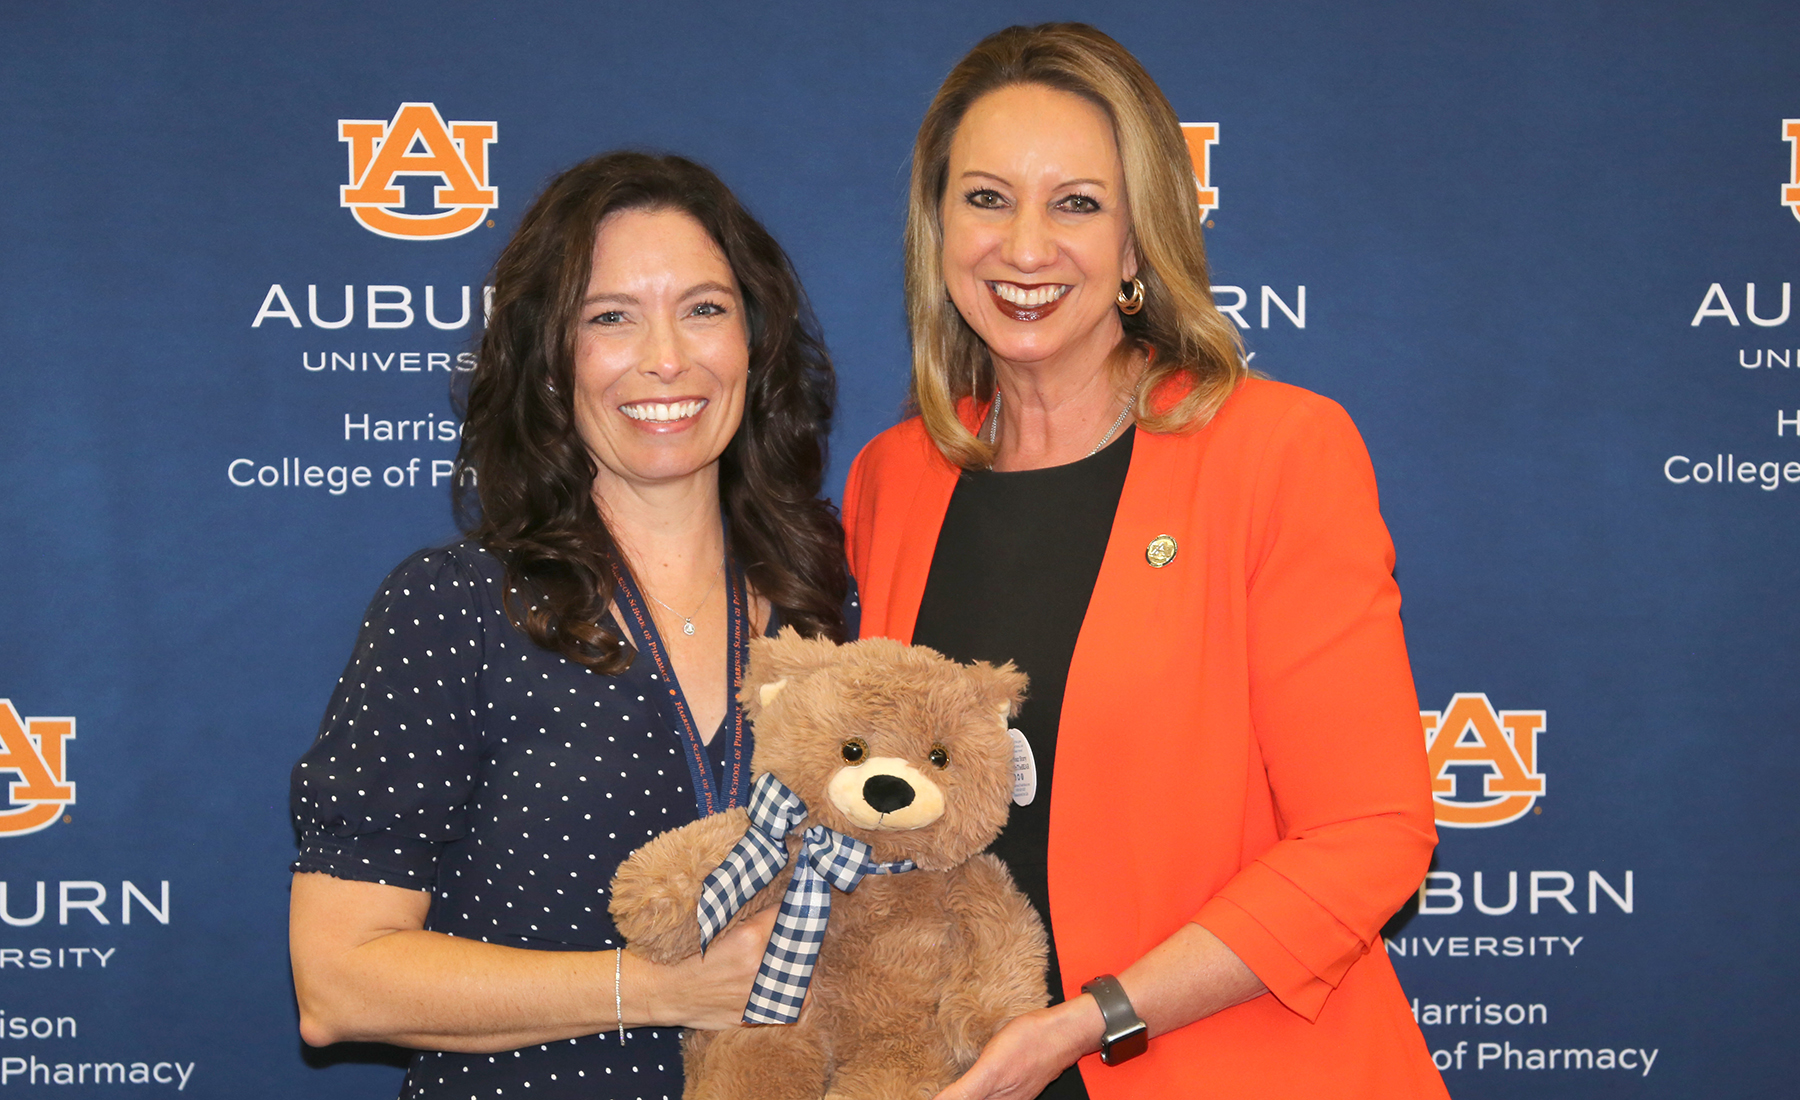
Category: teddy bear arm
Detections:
[
  {"x1": 936, "y1": 853, "x2": 1052, "y2": 1068},
  {"x1": 608, "y1": 807, "x2": 759, "y2": 964}
]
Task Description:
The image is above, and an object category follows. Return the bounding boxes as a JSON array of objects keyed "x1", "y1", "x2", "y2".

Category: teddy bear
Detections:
[{"x1": 609, "y1": 628, "x2": 1048, "y2": 1100}]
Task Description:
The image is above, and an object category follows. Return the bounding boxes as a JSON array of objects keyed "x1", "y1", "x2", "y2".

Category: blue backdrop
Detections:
[{"x1": 3, "y1": 2, "x2": 1795, "y2": 1095}]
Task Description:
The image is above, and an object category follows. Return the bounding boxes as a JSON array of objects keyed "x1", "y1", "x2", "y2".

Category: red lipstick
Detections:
[{"x1": 986, "y1": 282, "x2": 1068, "y2": 323}]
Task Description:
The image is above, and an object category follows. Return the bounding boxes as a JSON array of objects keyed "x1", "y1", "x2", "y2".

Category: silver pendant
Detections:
[{"x1": 683, "y1": 620, "x2": 695, "y2": 636}]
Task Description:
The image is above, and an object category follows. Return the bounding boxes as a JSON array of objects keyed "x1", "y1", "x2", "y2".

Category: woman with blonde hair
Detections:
[{"x1": 845, "y1": 24, "x2": 1447, "y2": 1100}]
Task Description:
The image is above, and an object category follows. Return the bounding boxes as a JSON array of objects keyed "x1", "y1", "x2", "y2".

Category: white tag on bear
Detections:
[{"x1": 1007, "y1": 728, "x2": 1037, "y2": 807}]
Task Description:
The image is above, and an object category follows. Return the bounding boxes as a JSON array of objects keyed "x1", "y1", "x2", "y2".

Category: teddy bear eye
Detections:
[
  {"x1": 929, "y1": 744, "x2": 949, "y2": 769},
  {"x1": 841, "y1": 738, "x2": 868, "y2": 764}
]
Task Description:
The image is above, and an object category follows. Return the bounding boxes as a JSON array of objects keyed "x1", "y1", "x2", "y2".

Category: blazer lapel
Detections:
[{"x1": 887, "y1": 431, "x2": 960, "y2": 645}]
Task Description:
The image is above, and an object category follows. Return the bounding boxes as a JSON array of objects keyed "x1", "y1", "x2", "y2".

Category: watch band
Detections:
[{"x1": 1080, "y1": 974, "x2": 1148, "y2": 1066}]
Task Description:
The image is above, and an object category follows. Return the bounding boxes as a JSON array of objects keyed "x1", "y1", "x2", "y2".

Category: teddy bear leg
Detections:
[
  {"x1": 682, "y1": 1022, "x2": 829, "y2": 1100},
  {"x1": 822, "y1": 1033, "x2": 958, "y2": 1100}
]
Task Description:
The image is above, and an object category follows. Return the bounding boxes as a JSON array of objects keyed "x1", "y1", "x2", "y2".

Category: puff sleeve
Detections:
[{"x1": 289, "y1": 548, "x2": 490, "y2": 891}]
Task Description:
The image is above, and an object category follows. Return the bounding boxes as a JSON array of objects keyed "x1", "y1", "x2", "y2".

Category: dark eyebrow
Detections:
[{"x1": 581, "y1": 282, "x2": 737, "y2": 308}]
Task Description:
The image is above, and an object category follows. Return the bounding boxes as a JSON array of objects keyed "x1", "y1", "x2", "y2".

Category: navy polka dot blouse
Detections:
[{"x1": 291, "y1": 541, "x2": 856, "y2": 1099}]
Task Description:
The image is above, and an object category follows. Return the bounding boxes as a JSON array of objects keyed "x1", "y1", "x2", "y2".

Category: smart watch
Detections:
[{"x1": 1080, "y1": 974, "x2": 1148, "y2": 1066}]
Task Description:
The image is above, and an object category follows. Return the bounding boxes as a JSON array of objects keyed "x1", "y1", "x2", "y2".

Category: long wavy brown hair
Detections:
[{"x1": 453, "y1": 152, "x2": 847, "y2": 673}]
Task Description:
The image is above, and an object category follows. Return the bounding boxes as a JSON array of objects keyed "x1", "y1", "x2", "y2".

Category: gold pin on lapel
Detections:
[{"x1": 1146, "y1": 534, "x2": 1177, "y2": 568}]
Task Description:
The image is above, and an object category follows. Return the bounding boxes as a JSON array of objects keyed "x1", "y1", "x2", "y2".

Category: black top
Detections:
[
  {"x1": 911, "y1": 427, "x2": 1134, "y2": 1100},
  {"x1": 290, "y1": 541, "x2": 856, "y2": 1100}
]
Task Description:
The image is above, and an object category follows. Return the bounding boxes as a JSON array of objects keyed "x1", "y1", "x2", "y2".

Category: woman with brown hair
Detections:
[
  {"x1": 845, "y1": 24, "x2": 1448, "y2": 1100},
  {"x1": 287, "y1": 151, "x2": 850, "y2": 1098}
]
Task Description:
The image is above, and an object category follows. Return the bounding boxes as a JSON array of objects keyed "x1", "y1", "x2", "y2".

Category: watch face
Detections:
[{"x1": 1101, "y1": 1023, "x2": 1148, "y2": 1066}]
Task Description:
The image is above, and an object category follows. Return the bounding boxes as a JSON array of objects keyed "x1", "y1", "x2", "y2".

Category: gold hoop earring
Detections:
[{"x1": 1117, "y1": 277, "x2": 1145, "y2": 316}]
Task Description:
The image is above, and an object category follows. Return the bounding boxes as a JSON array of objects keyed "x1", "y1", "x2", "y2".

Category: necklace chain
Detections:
[
  {"x1": 643, "y1": 562, "x2": 723, "y2": 637},
  {"x1": 984, "y1": 389, "x2": 1135, "y2": 460}
]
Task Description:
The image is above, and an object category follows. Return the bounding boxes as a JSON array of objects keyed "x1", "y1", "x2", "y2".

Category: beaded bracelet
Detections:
[{"x1": 614, "y1": 948, "x2": 625, "y2": 1045}]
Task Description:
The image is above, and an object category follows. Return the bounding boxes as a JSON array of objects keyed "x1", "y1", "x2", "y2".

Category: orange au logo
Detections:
[
  {"x1": 1784, "y1": 119, "x2": 1800, "y2": 223},
  {"x1": 1180, "y1": 122, "x2": 1220, "y2": 219},
  {"x1": 339, "y1": 103, "x2": 497, "y2": 240},
  {"x1": 0, "y1": 700, "x2": 75, "y2": 837},
  {"x1": 1421, "y1": 693, "x2": 1545, "y2": 828}
]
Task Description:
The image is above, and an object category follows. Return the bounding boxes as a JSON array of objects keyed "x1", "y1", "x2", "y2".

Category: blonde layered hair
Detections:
[{"x1": 907, "y1": 23, "x2": 1247, "y2": 468}]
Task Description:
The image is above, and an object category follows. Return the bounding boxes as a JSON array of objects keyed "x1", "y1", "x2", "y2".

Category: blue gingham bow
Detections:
[{"x1": 696, "y1": 772, "x2": 915, "y2": 1025}]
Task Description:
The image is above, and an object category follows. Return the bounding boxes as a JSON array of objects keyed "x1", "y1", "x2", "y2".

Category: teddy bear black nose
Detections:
[{"x1": 862, "y1": 774, "x2": 916, "y2": 814}]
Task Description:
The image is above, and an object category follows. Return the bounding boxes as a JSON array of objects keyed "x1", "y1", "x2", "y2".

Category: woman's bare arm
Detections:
[
  {"x1": 933, "y1": 922, "x2": 1266, "y2": 1100},
  {"x1": 290, "y1": 872, "x2": 774, "y2": 1052}
]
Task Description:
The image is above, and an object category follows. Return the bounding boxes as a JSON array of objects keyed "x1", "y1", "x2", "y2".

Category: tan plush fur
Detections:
[{"x1": 610, "y1": 629, "x2": 1048, "y2": 1100}]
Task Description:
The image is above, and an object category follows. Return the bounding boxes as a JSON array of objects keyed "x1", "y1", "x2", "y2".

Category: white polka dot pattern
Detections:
[{"x1": 289, "y1": 542, "x2": 747, "y2": 1098}]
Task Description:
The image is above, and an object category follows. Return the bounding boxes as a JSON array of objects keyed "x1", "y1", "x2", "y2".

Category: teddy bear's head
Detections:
[{"x1": 739, "y1": 629, "x2": 1028, "y2": 871}]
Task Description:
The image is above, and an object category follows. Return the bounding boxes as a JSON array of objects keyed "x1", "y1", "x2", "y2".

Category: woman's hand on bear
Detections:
[
  {"x1": 631, "y1": 903, "x2": 779, "y2": 1031},
  {"x1": 932, "y1": 999, "x2": 1102, "y2": 1100}
]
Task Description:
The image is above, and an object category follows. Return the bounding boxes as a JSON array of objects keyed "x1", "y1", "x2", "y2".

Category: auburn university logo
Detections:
[
  {"x1": 0, "y1": 700, "x2": 75, "y2": 837},
  {"x1": 339, "y1": 103, "x2": 497, "y2": 240},
  {"x1": 1421, "y1": 693, "x2": 1545, "y2": 828},
  {"x1": 1785, "y1": 119, "x2": 1800, "y2": 223},
  {"x1": 1180, "y1": 122, "x2": 1220, "y2": 219}
]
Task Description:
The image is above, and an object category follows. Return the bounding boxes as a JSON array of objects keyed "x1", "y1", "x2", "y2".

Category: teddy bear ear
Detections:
[
  {"x1": 740, "y1": 626, "x2": 844, "y2": 719},
  {"x1": 964, "y1": 659, "x2": 1029, "y2": 722}
]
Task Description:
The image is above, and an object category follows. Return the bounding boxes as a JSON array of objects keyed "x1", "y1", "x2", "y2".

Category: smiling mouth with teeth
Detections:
[
  {"x1": 619, "y1": 398, "x2": 708, "y2": 423},
  {"x1": 987, "y1": 281, "x2": 1070, "y2": 322}
]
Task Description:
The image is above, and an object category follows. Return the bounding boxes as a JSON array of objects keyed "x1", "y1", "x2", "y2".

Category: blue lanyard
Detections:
[{"x1": 609, "y1": 558, "x2": 751, "y2": 816}]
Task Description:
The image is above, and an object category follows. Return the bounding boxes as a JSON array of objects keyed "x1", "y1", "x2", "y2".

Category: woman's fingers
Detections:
[
  {"x1": 658, "y1": 904, "x2": 778, "y2": 1030},
  {"x1": 932, "y1": 1008, "x2": 1089, "y2": 1100}
]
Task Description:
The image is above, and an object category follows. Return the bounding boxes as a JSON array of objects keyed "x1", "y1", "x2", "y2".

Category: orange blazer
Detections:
[{"x1": 844, "y1": 380, "x2": 1448, "y2": 1099}]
